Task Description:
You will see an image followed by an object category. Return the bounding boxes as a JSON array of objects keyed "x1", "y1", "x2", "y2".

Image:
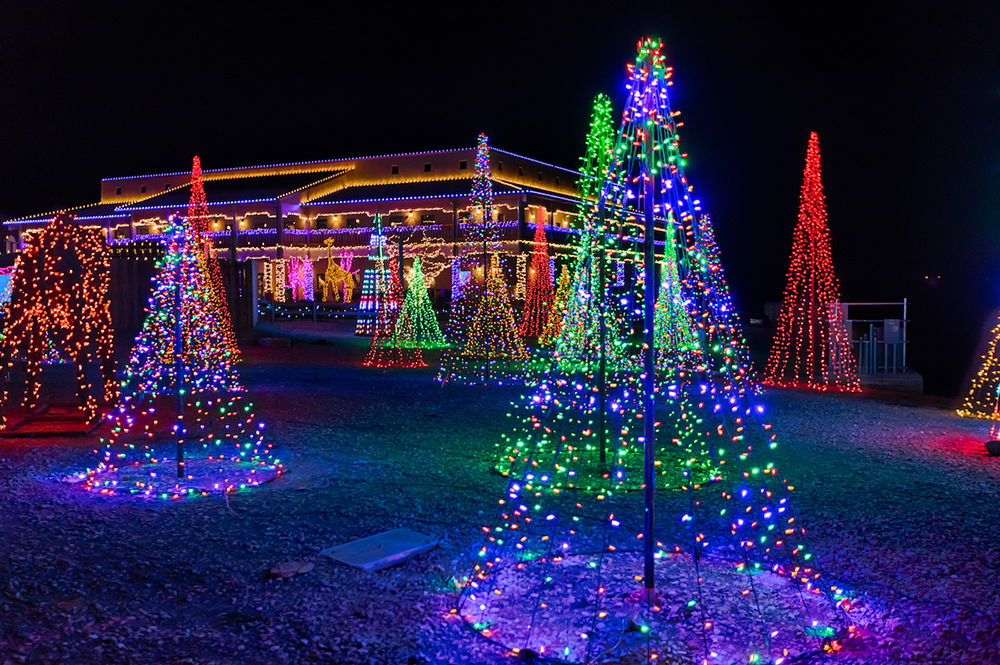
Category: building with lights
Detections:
[{"x1": 1, "y1": 147, "x2": 589, "y2": 331}]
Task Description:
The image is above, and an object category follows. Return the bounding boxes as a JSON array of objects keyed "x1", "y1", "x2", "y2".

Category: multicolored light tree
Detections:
[
  {"x1": 389, "y1": 257, "x2": 448, "y2": 349},
  {"x1": 438, "y1": 255, "x2": 527, "y2": 385},
  {"x1": 356, "y1": 215, "x2": 398, "y2": 336},
  {"x1": 762, "y1": 132, "x2": 860, "y2": 392},
  {"x1": 518, "y1": 224, "x2": 554, "y2": 338},
  {"x1": 0, "y1": 214, "x2": 116, "y2": 428},
  {"x1": 188, "y1": 156, "x2": 239, "y2": 352},
  {"x1": 538, "y1": 265, "x2": 572, "y2": 347},
  {"x1": 459, "y1": 38, "x2": 852, "y2": 664},
  {"x1": 363, "y1": 226, "x2": 425, "y2": 368},
  {"x1": 448, "y1": 133, "x2": 495, "y2": 341},
  {"x1": 81, "y1": 215, "x2": 282, "y2": 498}
]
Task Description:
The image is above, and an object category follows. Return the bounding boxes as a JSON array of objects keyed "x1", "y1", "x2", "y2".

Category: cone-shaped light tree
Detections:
[
  {"x1": 449, "y1": 133, "x2": 495, "y2": 341},
  {"x1": 0, "y1": 214, "x2": 116, "y2": 427},
  {"x1": 438, "y1": 255, "x2": 527, "y2": 385},
  {"x1": 81, "y1": 215, "x2": 282, "y2": 498},
  {"x1": 518, "y1": 223, "x2": 554, "y2": 338},
  {"x1": 538, "y1": 265, "x2": 572, "y2": 347},
  {"x1": 460, "y1": 39, "x2": 852, "y2": 664},
  {"x1": 363, "y1": 217, "x2": 424, "y2": 368},
  {"x1": 654, "y1": 233, "x2": 700, "y2": 371},
  {"x1": 390, "y1": 257, "x2": 448, "y2": 349},
  {"x1": 188, "y1": 156, "x2": 239, "y2": 353},
  {"x1": 551, "y1": 92, "x2": 628, "y2": 374},
  {"x1": 356, "y1": 215, "x2": 399, "y2": 336},
  {"x1": 762, "y1": 132, "x2": 860, "y2": 392},
  {"x1": 957, "y1": 315, "x2": 1000, "y2": 427}
]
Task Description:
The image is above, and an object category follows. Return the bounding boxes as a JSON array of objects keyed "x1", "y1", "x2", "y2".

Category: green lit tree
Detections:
[
  {"x1": 655, "y1": 232, "x2": 700, "y2": 371},
  {"x1": 390, "y1": 257, "x2": 448, "y2": 349}
]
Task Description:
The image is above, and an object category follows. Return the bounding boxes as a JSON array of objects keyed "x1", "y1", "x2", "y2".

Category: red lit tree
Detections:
[
  {"x1": 518, "y1": 223, "x2": 554, "y2": 338},
  {"x1": 0, "y1": 214, "x2": 116, "y2": 428},
  {"x1": 762, "y1": 132, "x2": 860, "y2": 391},
  {"x1": 188, "y1": 156, "x2": 239, "y2": 352}
]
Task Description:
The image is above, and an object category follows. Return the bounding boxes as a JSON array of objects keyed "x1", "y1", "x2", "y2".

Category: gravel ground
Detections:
[{"x1": 0, "y1": 342, "x2": 997, "y2": 665}]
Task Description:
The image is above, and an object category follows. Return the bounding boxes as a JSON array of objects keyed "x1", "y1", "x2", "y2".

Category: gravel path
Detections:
[{"x1": 0, "y1": 343, "x2": 997, "y2": 665}]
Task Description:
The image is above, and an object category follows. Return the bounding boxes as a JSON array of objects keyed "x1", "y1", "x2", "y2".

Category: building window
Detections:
[
  {"x1": 164, "y1": 184, "x2": 171, "y2": 190},
  {"x1": 421, "y1": 213, "x2": 435, "y2": 224},
  {"x1": 115, "y1": 187, "x2": 122, "y2": 195},
  {"x1": 538, "y1": 171, "x2": 543, "y2": 180},
  {"x1": 459, "y1": 160, "x2": 468, "y2": 170},
  {"x1": 391, "y1": 165, "x2": 399, "y2": 174},
  {"x1": 497, "y1": 161, "x2": 503, "y2": 172},
  {"x1": 423, "y1": 163, "x2": 432, "y2": 172},
  {"x1": 517, "y1": 167, "x2": 524, "y2": 176},
  {"x1": 555, "y1": 177, "x2": 560, "y2": 186},
  {"x1": 388, "y1": 215, "x2": 405, "y2": 227},
  {"x1": 140, "y1": 186, "x2": 147, "y2": 193}
]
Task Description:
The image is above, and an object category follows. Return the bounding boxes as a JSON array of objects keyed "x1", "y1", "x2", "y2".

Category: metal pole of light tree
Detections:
[
  {"x1": 597, "y1": 202, "x2": 608, "y2": 467},
  {"x1": 641, "y1": 104, "x2": 658, "y2": 601},
  {"x1": 174, "y1": 223, "x2": 186, "y2": 479}
]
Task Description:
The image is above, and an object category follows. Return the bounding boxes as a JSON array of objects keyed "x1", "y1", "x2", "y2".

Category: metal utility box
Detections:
[{"x1": 884, "y1": 319, "x2": 901, "y2": 344}]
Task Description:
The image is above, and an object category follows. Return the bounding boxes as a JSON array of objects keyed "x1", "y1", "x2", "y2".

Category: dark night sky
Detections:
[{"x1": 0, "y1": 2, "x2": 997, "y2": 394}]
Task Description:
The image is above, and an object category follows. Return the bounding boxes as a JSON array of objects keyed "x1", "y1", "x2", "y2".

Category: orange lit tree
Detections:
[
  {"x1": 0, "y1": 213, "x2": 116, "y2": 427},
  {"x1": 762, "y1": 132, "x2": 860, "y2": 391}
]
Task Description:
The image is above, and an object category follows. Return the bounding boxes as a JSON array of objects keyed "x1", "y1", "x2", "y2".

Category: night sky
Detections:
[{"x1": 0, "y1": 3, "x2": 996, "y2": 395}]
